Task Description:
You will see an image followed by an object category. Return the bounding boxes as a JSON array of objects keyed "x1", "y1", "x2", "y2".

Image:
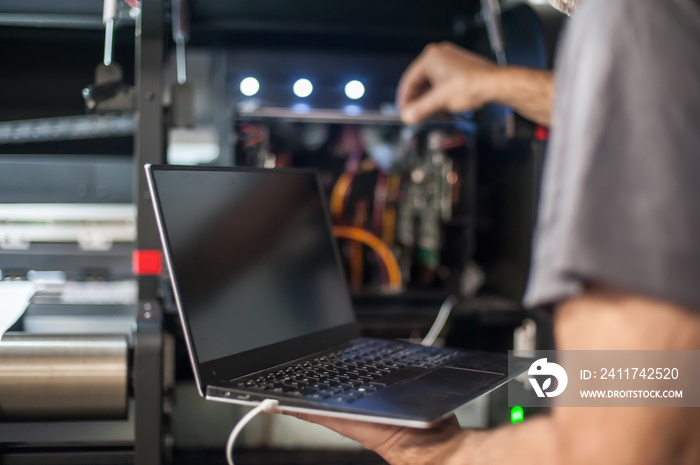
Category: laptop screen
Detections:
[{"x1": 150, "y1": 167, "x2": 357, "y2": 368}]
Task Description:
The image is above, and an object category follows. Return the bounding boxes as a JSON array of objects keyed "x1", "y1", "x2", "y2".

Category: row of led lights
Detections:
[{"x1": 240, "y1": 77, "x2": 367, "y2": 100}]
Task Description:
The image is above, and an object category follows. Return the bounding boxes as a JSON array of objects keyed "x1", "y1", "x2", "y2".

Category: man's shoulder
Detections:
[
  {"x1": 574, "y1": 0, "x2": 698, "y2": 41},
  {"x1": 528, "y1": 0, "x2": 700, "y2": 312}
]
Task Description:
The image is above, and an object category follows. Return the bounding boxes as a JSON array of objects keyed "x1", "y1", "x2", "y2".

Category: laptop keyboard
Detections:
[{"x1": 233, "y1": 338, "x2": 460, "y2": 404}]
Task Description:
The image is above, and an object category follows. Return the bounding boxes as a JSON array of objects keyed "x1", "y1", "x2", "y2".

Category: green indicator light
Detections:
[{"x1": 511, "y1": 406, "x2": 524, "y2": 424}]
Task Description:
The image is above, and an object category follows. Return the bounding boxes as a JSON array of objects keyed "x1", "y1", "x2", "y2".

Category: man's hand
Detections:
[
  {"x1": 281, "y1": 412, "x2": 464, "y2": 465},
  {"x1": 396, "y1": 42, "x2": 554, "y2": 126},
  {"x1": 397, "y1": 42, "x2": 500, "y2": 124}
]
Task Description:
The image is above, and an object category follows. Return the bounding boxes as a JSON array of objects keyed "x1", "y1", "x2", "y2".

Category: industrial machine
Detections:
[
  {"x1": 0, "y1": 156, "x2": 167, "y2": 464},
  {"x1": 0, "y1": 1, "x2": 165, "y2": 462}
]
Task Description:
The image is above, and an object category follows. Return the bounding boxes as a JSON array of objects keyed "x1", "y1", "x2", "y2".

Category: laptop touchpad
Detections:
[
  {"x1": 423, "y1": 367, "x2": 504, "y2": 395},
  {"x1": 382, "y1": 367, "x2": 503, "y2": 399}
]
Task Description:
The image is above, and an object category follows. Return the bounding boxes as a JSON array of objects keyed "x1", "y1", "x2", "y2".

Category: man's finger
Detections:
[
  {"x1": 279, "y1": 410, "x2": 352, "y2": 430},
  {"x1": 396, "y1": 48, "x2": 434, "y2": 111},
  {"x1": 400, "y1": 87, "x2": 444, "y2": 125},
  {"x1": 278, "y1": 410, "x2": 406, "y2": 449}
]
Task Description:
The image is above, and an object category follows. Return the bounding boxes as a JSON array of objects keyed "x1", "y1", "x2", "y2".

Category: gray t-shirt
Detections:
[{"x1": 524, "y1": 0, "x2": 700, "y2": 310}]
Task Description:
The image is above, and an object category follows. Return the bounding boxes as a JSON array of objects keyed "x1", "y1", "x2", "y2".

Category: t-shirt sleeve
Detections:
[{"x1": 524, "y1": 0, "x2": 700, "y2": 310}]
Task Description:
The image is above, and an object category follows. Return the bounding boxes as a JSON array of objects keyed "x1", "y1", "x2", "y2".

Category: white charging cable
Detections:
[
  {"x1": 225, "y1": 399, "x2": 279, "y2": 465},
  {"x1": 421, "y1": 294, "x2": 460, "y2": 347}
]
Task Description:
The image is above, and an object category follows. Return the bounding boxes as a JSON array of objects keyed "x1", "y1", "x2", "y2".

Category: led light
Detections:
[
  {"x1": 343, "y1": 105, "x2": 361, "y2": 116},
  {"x1": 510, "y1": 406, "x2": 524, "y2": 424},
  {"x1": 239, "y1": 77, "x2": 260, "y2": 97},
  {"x1": 293, "y1": 78, "x2": 313, "y2": 98},
  {"x1": 344, "y1": 80, "x2": 365, "y2": 100}
]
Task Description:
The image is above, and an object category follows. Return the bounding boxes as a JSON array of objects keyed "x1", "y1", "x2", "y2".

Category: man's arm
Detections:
[
  {"x1": 396, "y1": 42, "x2": 554, "y2": 127},
  {"x1": 550, "y1": 287, "x2": 700, "y2": 465},
  {"x1": 285, "y1": 287, "x2": 700, "y2": 465}
]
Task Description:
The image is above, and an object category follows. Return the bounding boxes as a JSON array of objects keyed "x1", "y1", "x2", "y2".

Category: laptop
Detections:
[{"x1": 145, "y1": 164, "x2": 527, "y2": 428}]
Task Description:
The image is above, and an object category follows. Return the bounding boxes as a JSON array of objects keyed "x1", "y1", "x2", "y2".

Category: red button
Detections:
[
  {"x1": 534, "y1": 126, "x2": 549, "y2": 141},
  {"x1": 133, "y1": 250, "x2": 163, "y2": 276}
]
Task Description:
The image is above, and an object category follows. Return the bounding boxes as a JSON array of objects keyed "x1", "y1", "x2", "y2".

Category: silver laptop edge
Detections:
[{"x1": 145, "y1": 163, "x2": 207, "y2": 396}]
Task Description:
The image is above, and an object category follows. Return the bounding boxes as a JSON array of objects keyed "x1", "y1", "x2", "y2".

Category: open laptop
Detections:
[{"x1": 145, "y1": 164, "x2": 527, "y2": 428}]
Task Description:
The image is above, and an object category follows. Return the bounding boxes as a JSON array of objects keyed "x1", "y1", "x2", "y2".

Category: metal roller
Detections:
[{"x1": 0, "y1": 334, "x2": 128, "y2": 421}]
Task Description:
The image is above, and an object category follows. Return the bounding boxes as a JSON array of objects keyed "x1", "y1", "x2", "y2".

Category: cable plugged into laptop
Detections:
[{"x1": 226, "y1": 398, "x2": 279, "y2": 465}]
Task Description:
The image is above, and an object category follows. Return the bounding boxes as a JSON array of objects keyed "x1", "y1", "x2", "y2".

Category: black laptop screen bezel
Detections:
[
  {"x1": 146, "y1": 164, "x2": 361, "y2": 393},
  {"x1": 200, "y1": 322, "x2": 359, "y2": 385}
]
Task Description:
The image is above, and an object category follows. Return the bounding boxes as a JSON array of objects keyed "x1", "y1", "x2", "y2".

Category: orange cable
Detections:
[
  {"x1": 330, "y1": 172, "x2": 354, "y2": 221},
  {"x1": 333, "y1": 226, "x2": 402, "y2": 292}
]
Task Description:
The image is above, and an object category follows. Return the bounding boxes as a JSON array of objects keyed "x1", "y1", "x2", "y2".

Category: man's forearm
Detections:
[{"x1": 490, "y1": 66, "x2": 554, "y2": 127}]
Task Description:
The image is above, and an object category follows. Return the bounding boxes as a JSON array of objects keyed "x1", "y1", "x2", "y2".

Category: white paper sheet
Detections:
[{"x1": 0, "y1": 281, "x2": 36, "y2": 337}]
